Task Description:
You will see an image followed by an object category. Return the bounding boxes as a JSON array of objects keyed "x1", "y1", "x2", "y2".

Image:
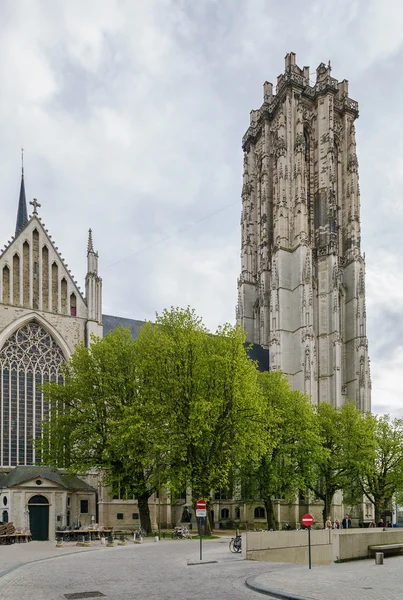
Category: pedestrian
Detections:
[
  {"x1": 333, "y1": 519, "x2": 340, "y2": 529},
  {"x1": 368, "y1": 521, "x2": 376, "y2": 528},
  {"x1": 377, "y1": 519, "x2": 384, "y2": 528},
  {"x1": 325, "y1": 516, "x2": 332, "y2": 529},
  {"x1": 342, "y1": 514, "x2": 351, "y2": 529}
]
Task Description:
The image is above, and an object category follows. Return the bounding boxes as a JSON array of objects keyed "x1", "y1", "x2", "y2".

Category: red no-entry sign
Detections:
[
  {"x1": 302, "y1": 513, "x2": 314, "y2": 527},
  {"x1": 301, "y1": 514, "x2": 314, "y2": 570},
  {"x1": 196, "y1": 499, "x2": 206, "y2": 510}
]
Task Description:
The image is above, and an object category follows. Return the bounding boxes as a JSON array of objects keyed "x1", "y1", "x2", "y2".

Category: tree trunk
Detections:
[
  {"x1": 138, "y1": 492, "x2": 152, "y2": 534},
  {"x1": 265, "y1": 497, "x2": 277, "y2": 530},
  {"x1": 322, "y1": 489, "x2": 333, "y2": 528}
]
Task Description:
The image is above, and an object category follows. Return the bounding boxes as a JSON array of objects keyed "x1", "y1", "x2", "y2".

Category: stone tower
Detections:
[{"x1": 237, "y1": 53, "x2": 371, "y2": 411}]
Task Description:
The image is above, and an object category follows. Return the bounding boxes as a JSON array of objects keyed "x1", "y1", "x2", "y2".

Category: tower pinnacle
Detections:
[
  {"x1": 87, "y1": 228, "x2": 94, "y2": 254},
  {"x1": 15, "y1": 150, "x2": 28, "y2": 237}
]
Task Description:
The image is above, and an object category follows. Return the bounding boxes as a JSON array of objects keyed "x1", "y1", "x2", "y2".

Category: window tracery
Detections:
[{"x1": 0, "y1": 320, "x2": 65, "y2": 466}]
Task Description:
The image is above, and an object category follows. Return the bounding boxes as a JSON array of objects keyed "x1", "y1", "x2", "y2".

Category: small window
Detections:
[
  {"x1": 70, "y1": 293, "x2": 77, "y2": 317},
  {"x1": 36, "y1": 480, "x2": 42, "y2": 485},
  {"x1": 117, "y1": 513, "x2": 124, "y2": 520},
  {"x1": 235, "y1": 507, "x2": 240, "y2": 519},
  {"x1": 2, "y1": 496, "x2": 7, "y2": 506},
  {"x1": 2, "y1": 510, "x2": 8, "y2": 523},
  {"x1": 221, "y1": 508, "x2": 230, "y2": 519},
  {"x1": 67, "y1": 497, "x2": 71, "y2": 506},
  {"x1": 132, "y1": 513, "x2": 139, "y2": 520},
  {"x1": 80, "y1": 500, "x2": 89, "y2": 514},
  {"x1": 254, "y1": 506, "x2": 265, "y2": 519}
]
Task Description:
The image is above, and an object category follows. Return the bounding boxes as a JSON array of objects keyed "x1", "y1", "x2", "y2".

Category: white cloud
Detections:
[{"x1": 0, "y1": 0, "x2": 403, "y2": 417}]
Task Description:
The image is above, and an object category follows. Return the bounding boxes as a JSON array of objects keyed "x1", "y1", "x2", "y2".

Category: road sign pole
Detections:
[
  {"x1": 198, "y1": 517, "x2": 202, "y2": 560},
  {"x1": 301, "y1": 513, "x2": 314, "y2": 569}
]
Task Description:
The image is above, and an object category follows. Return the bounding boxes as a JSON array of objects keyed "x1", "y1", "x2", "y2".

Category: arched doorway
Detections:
[{"x1": 28, "y1": 495, "x2": 49, "y2": 540}]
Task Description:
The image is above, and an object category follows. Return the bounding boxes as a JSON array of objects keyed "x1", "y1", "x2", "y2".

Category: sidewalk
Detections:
[{"x1": 246, "y1": 555, "x2": 403, "y2": 600}]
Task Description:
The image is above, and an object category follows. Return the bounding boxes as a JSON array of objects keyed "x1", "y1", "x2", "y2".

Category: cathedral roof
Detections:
[{"x1": 102, "y1": 314, "x2": 146, "y2": 338}]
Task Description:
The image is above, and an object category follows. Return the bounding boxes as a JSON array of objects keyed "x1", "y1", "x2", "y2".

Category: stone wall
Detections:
[{"x1": 244, "y1": 528, "x2": 403, "y2": 564}]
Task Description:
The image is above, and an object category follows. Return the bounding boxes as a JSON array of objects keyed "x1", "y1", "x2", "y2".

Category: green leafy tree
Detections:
[
  {"x1": 39, "y1": 327, "x2": 166, "y2": 533},
  {"x1": 40, "y1": 307, "x2": 267, "y2": 534},
  {"x1": 136, "y1": 307, "x2": 267, "y2": 528},
  {"x1": 351, "y1": 414, "x2": 403, "y2": 524},
  {"x1": 310, "y1": 401, "x2": 370, "y2": 526},
  {"x1": 242, "y1": 371, "x2": 322, "y2": 529}
]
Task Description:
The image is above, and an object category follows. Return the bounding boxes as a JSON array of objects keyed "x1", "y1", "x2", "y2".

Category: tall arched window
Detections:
[{"x1": 0, "y1": 321, "x2": 65, "y2": 466}]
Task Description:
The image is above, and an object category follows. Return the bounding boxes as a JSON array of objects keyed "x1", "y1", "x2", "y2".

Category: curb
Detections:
[
  {"x1": 245, "y1": 575, "x2": 315, "y2": 600},
  {"x1": 187, "y1": 559, "x2": 218, "y2": 566}
]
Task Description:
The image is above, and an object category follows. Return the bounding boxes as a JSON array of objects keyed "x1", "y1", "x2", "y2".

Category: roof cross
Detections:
[{"x1": 30, "y1": 198, "x2": 41, "y2": 215}]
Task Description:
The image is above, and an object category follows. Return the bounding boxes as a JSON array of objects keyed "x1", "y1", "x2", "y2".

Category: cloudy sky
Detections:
[{"x1": 0, "y1": 0, "x2": 402, "y2": 417}]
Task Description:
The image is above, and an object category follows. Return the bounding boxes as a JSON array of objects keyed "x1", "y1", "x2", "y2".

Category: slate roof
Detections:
[
  {"x1": 246, "y1": 343, "x2": 270, "y2": 372},
  {"x1": 0, "y1": 466, "x2": 95, "y2": 491},
  {"x1": 102, "y1": 314, "x2": 146, "y2": 338}
]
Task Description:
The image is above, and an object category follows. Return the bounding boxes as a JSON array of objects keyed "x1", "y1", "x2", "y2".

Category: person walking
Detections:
[
  {"x1": 333, "y1": 519, "x2": 340, "y2": 529},
  {"x1": 342, "y1": 514, "x2": 351, "y2": 529},
  {"x1": 325, "y1": 516, "x2": 332, "y2": 529}
]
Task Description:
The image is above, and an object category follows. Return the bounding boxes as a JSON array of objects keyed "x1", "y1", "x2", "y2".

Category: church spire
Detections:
[{"x1": 15, "y1": 148, "x2": 28, "y2": 237}]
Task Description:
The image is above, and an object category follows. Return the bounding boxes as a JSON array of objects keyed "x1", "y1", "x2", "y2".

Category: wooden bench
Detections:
[{"x1": 368, "y1": 543, "x2": 403, "y2": 558}]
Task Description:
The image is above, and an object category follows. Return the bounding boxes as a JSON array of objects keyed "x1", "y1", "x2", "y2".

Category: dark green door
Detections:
[{"x1": 28, "y1": 496, "x2": 49, "y2": 541}]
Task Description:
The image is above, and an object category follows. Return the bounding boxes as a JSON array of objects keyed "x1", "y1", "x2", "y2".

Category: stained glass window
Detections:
[{"x1": 0, "y1": 321, "x2": 66, "y2": 466}]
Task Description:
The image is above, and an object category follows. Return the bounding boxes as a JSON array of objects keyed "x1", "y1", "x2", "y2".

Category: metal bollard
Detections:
[{"x1": 375, "y1": 552, "x2": 384, "y2": 565}]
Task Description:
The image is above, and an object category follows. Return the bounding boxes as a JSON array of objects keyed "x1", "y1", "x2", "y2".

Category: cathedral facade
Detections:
[
  {"x1": 0, "y1": 174, "x2": 102, "y2": 468},
  {"x1": 237, "y1": 53, "x2": 371, "y2": 411}
]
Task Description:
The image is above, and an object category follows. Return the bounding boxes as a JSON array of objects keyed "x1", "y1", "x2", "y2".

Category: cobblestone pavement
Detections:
[
  {"x1": 1, "y1": 538, "x2": 403, "y2": 599},
  {"x1": 0, "y1": 540, "x2": 105, "y2": 577},
  {"x1": 0, "y1": 537, "x2": 288, "y2": 599},
  {"x1": 247, "y1": 555, "x2": 403, "y2": 600}
]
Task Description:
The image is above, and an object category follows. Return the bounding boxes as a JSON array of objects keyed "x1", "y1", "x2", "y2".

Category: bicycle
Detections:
[
  {"x1": 138, "y1": 526, "x2": 147, "y2": 537},
  {"x1": 171, "y1": 526, "x2": 192, "y2": 539},
  {"x1": 229, "y1": 535, "x2": 242, "y2": 553}
]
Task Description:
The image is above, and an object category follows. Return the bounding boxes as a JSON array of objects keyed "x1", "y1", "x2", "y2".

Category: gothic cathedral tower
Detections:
[{"x1": 237, "y1": 53, "x2": 371, "y2": 411}]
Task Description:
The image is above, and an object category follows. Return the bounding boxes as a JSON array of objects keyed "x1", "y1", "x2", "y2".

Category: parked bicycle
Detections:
[
  {"x1": 171, "y1": 526, "x2": 192, "y2": 539},
  {"x1": 229, "y1": 534, "x2": 242, "y2": 553}
]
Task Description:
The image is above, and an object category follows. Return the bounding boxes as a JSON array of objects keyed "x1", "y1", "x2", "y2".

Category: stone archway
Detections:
[{"x1": 28, "y1": 495, "x2": 49, "y2": 540}]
